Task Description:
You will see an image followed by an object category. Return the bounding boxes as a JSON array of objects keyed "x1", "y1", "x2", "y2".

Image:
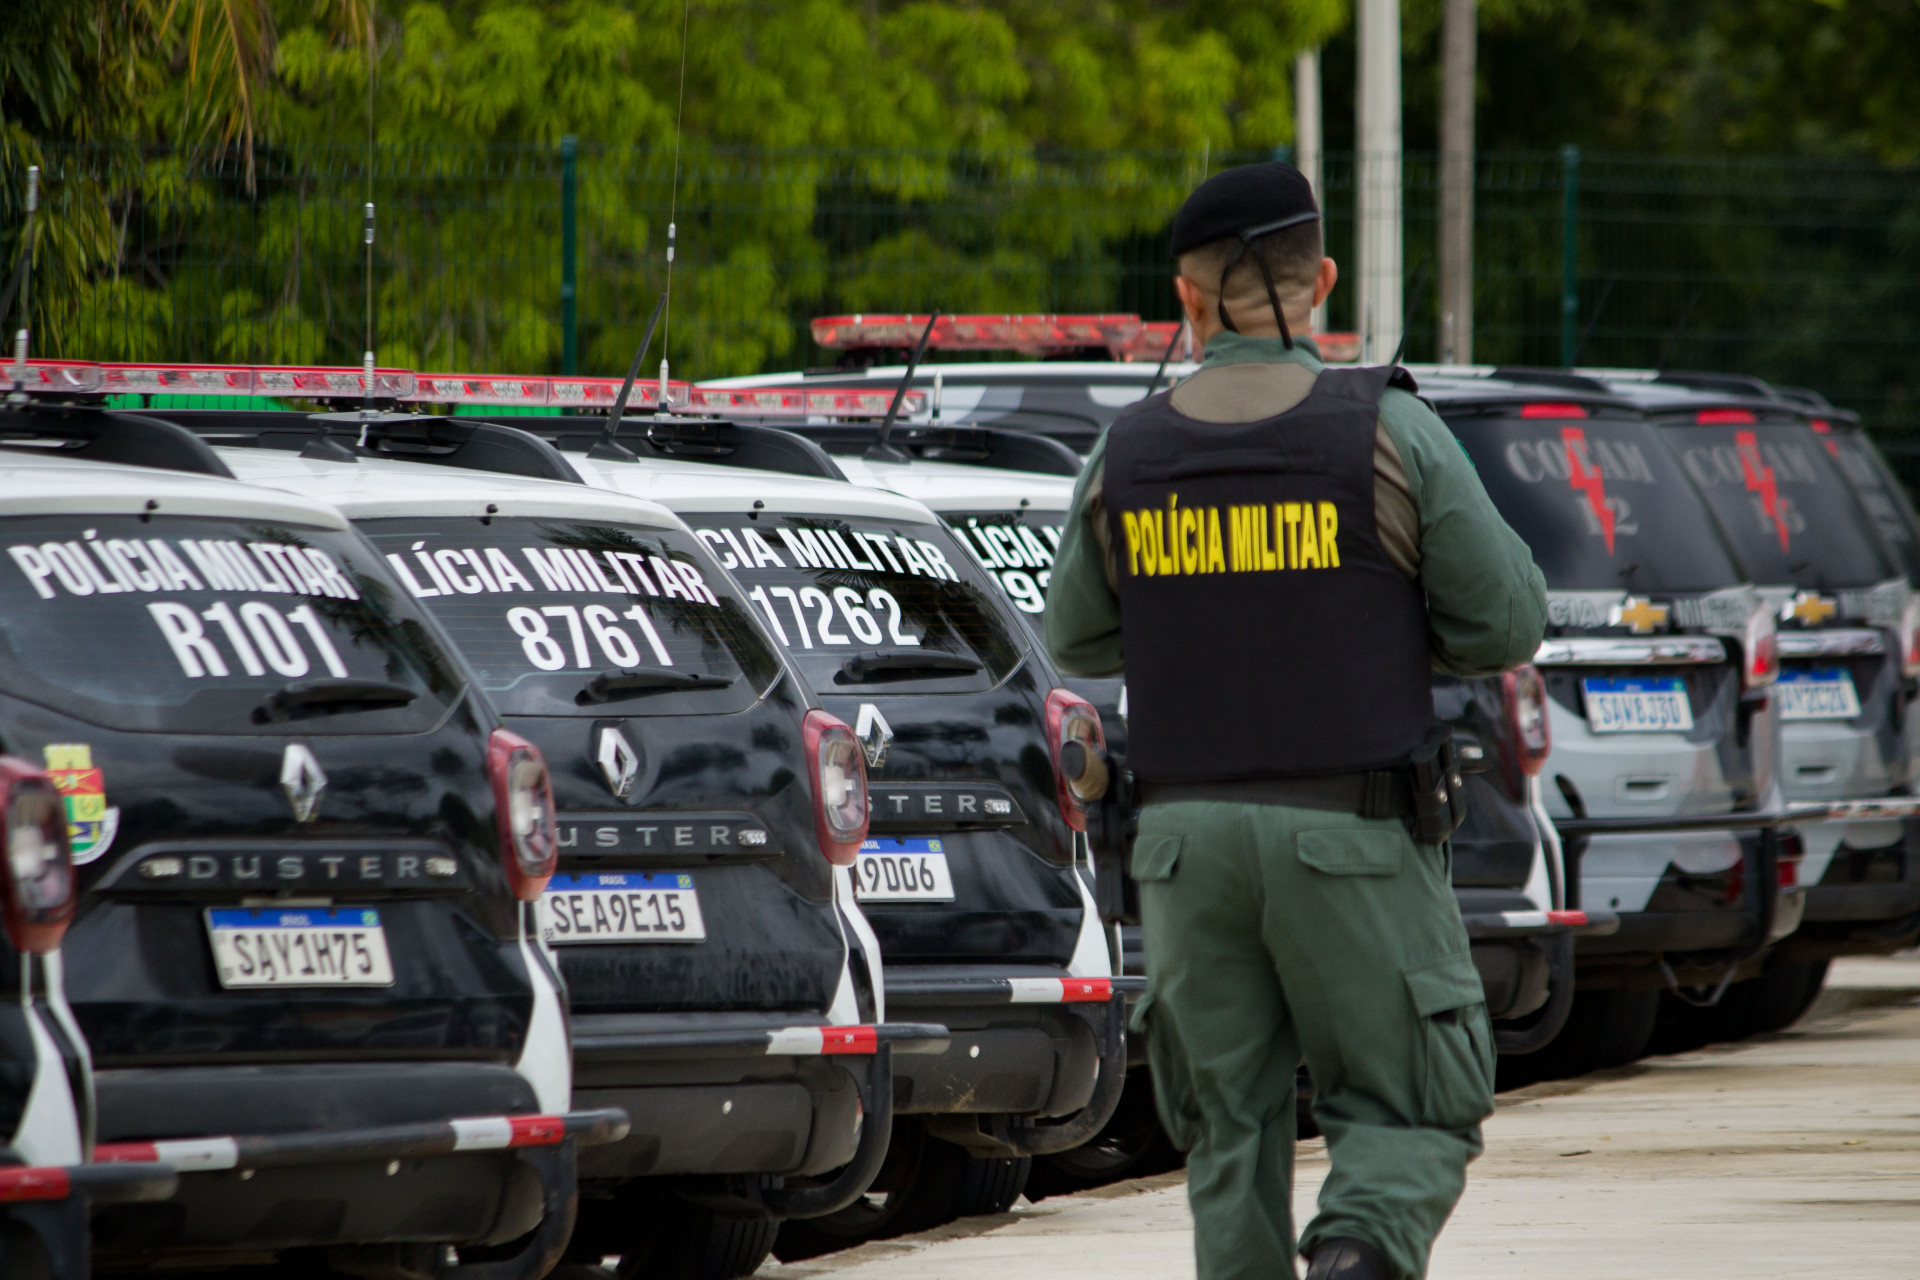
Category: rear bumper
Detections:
[
  {"x1": 564, "y1": 1016, "x2": 946, "y2": 1180},
  {"x1": 884, "y1": 969, "x2": 1137, "y2": 1118},
  {"x1": 87, "y1": 1062, "x2": 619, "y2": 1271}
]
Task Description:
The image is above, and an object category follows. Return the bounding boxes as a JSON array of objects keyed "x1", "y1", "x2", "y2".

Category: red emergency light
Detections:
[
  {"x1": 812, "y1": 313, "x2": 1363, "y2": 365},
  {"x1": 1520, "y1": 403, "x2": 1590, "y2": 419},
  {"x1": 1695, "y1": 408, "x2": 1758, "y2": 425}
]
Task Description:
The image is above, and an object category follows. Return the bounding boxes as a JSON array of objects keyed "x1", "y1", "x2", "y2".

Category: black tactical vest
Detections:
[{"x1": 1103, "y1": 365, "x2": 1434, "y2": 782}]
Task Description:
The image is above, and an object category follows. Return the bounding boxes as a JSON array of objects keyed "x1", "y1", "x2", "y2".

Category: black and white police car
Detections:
[
  {"x1": 192, "y1": 428, "x2": 947, "y2": 1280},
  {"x1": 0, "y1": 375, "x2": 622, "y2": 1278}
]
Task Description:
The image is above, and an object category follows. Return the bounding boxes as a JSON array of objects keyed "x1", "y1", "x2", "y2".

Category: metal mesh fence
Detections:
[{"x1": 16, "y1": 143, "x2": 1920, "y2": 464}]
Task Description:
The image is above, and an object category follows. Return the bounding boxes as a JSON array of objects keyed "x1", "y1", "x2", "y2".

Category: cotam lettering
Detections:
[{"x1": 1119, "y1": 496, "x2": 1340, "y2": 578}]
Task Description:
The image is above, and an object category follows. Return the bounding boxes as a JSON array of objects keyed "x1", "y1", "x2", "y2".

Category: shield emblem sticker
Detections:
[{"x1": 42, "y1": 743, "x2": 120, "y2": 865}]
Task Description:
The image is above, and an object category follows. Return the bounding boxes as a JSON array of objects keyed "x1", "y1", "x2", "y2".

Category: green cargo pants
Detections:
[{"x1": 1133, "y1": 800, "x2": 1493, "y2": 1280}]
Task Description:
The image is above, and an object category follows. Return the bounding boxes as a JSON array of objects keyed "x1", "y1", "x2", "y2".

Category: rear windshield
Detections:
[
  {"x1": 1447, "y1": 409, "x2": 1742, "y2": 592},
  {"x1": 0, "y1": 513, "x2": 461, "y2": 734},
  {"x1": 686, "y1": 514, "x2": 1027, "y2": 694},
  {"x1": 357, "y1": 518, "x2": 784, "y2": 717},
  {"x1": 948, "y1": 509, "x2": 1067, "y2": 626},
  {"x1": 1657, "y1": 419, "x2": 1894, "y2": 588},
  {"x1": 1821, "y1": 426, "x2": 1920, "y2": 582}
]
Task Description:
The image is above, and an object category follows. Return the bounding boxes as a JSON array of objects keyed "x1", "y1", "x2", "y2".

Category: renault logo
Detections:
[
  {"x1": 855, "y1": 704, "x2": 894, "y2": 770},
  {"x1": 280, "y1": 744, "x2": 327, "y2": 823},
  {"x1": 596, "y1": 727, "x2": 642, "y2": 799}
]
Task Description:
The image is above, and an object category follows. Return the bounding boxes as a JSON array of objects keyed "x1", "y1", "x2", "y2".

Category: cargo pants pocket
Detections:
[
  {"x1": 1403, "y1": 952, "x2": 1495, "y2": 1129},
  {"x1": 1130, "y1": 832, "x2": 1184, "y2": 882},
  {"x1": 1133, "y1": 990, "x2": 1201, "y2": 1152},
  {"x1": 1296, "y1": 828, "x2": 1405, "y2": 876}
]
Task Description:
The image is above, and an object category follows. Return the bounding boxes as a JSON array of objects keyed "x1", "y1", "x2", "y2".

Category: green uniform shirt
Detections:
[{"x1": 1044, "y1": 333, "x2": 1547, "y2": 680}]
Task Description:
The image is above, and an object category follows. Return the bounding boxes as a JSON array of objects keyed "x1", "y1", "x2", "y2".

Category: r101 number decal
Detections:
[
  {"x1": 746, "y1": 585, "x2": 918, "y2": 650},
  {"x1": 148, "y1": 600, "x2": 350, "y2": 679}
]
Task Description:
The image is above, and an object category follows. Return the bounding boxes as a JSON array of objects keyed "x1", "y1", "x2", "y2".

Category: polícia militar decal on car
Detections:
[
  {"x1": 0, "y1": 516, "x2": 457, "y2": 733},
  {"x1": 688, "y1": 515, "x2": 1023, "y2": 694},
  {"x1": 950, "y1": 513, "x2": 1063, "y2": 615},
  {"x1": 357, "y1": 520, "x2": 784, "y2": 718}
]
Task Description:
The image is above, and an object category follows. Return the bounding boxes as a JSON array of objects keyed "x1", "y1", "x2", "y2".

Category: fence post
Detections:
[
  {"x1": 1560, "y1": 144, "x2": 1580, "y2": 366},
  {"x1": 561, "y1": 134, "x2": 578, "y2": 375}
]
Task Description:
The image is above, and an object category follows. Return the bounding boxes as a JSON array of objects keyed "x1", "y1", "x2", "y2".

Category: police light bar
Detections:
[
  {"x1": 5, "y1": 360, "x2": 105, "y2": 394},
  {"x1": 684, "y1": 385, "x2": 928, "y2": 419},
  {"x1": 254, "y1": 365, "x2": 417, "y2": 399},
  {"x1": 812, "y1": 314, "x2": 1144, "y2": 356},
  {"x1": 100, "y1": 363, "x2": 256, "y2": 396}
]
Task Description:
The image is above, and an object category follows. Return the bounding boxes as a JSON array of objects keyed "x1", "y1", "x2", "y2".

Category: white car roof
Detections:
[
  {"x1": 831, "y1": 456, "x2": 1076, "y2": 516},
  {"x1": 215, "y1": 448, "x2": 684, "y2": 529},
  {"x1": 562, "y1": 451, "x2": 948, "y2": 524},
  {"x1": 0, "y1": 449, "x2": 353, "y2": 528}
]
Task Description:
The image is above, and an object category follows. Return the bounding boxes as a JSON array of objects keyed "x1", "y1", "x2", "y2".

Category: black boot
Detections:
[{"x1": 1304, "y1": 1237, "x2": 1392, "y2": 1280}]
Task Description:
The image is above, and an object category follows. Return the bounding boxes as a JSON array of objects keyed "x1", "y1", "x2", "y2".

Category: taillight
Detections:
[
  {"x1": 1500, "y1": 666, "x2": 1551, "y2": 779},
  {"x1": 487, "y1": 729, "x2": 558, "y2": 901},
  {"x1": 0, "y1": 758, "x2": 76, "y2": 954},
  {"x1": 1744, "y1": 600, "x2": 1779, "y2": 689},
  {"x1": 1045, "y1": 688, "x2": 1109, "y2": 832},
  {"x1": 803, "y1": 711, "x2": 869, "y2": 865},
  {"x1": 1899, "y1": 592, "x2": 1920, "y2": 679}
]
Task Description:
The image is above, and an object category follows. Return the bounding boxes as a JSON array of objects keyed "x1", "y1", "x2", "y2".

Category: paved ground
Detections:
[{"x1": 765, "y1": 956, "x2": 1920, "y2": 1280}]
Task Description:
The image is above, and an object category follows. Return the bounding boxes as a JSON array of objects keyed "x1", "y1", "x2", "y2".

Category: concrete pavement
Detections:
[{"x1": 764, "y1": 956, "x2": 1920, "y2": 1280}]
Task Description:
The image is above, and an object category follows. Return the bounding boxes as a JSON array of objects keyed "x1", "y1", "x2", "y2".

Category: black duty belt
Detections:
[{"x1": 1138, "y1": 770, "x2": 1415, "y2": 820}]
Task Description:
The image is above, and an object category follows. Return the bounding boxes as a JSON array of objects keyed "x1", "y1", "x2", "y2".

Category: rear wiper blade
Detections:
[
  {"x1": 579, "y1": 668, "x2": 735, "y2": 704},
  {"x1": 259, "y1": 678, "x2": 417, "y2": 722},
  {"x1": 838, "y1": 649, "x2": 983, "y2": 683}
]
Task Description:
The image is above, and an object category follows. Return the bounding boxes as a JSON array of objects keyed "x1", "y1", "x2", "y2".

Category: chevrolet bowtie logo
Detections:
[
  {"x1": 1783, "y1": 591, "x2": 1838, "y2": 627},
  {"x1": 1610, "y1": 597, "x2": 1669, "y2": 634}
]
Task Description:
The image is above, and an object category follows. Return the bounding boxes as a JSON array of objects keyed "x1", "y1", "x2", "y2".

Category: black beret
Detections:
[{"x1": 1170, "y1": 162, "x2": 1320, "y2": 258}]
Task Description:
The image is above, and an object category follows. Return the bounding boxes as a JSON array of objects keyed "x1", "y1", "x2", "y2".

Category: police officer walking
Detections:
[{"x1": 1046, "y1": 163, "x2": 1547, "y2": 1280}]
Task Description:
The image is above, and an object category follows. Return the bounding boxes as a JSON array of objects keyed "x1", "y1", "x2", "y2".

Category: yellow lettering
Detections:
[
  {"x1": 1319, "y1": 502, "x2": 1340, "y2": 568},
  {"x1": 1148, "y1": 510, "x2": 1165, "y2": 575},
  {"x1": 1229, "y1": 507, "x2": 1245, "y2": 571},
  {"x1": 1298, "y1": 504, "x2": 1320, "y2": 567},
  {"x1": 1261, "y1": 506, "x2": 1278, "y2": 571},
  {"x1": 1283, "y1": 503, "x2": 1302, "y2": 569},
  {"x1": 1159, "y1": 495, "x2": 1175, "y2": 579},
  {"x1": 1181, "y1": 508, "x2": 1200, "y2": 575},
  {"x1": 1122, "y1": 511, "x2": 1143, "y2": 577},
  {"x1": 1205, "y1": 507, "x2": 1225, "y2": 573}
]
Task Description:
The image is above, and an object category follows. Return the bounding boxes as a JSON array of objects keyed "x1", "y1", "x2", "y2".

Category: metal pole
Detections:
[
  {"x1": 1438, "y1": 0, "x2": 1476, "y2": 365},
  {"x1": 561, "y1": 134, "x2": 578, "y2": 375},
  {"x1": 1561, "y1": 144, "x2": 1580, "y2": 367},
  {"x1": 1356, "y1": 0, "x2": 1403, "y2": 364},
  {"x1": 1294, "y1": 48, "x2": 1325, "y2": 336}
]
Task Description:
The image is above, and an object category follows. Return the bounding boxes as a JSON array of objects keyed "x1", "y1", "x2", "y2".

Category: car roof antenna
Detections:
[
  {"x1": 1654, "y1": 287, "x2": 1703, "y2": 373},
  {"x1": 589, "y1": 291, "x2": 668, "y2": 462},
  {"x1": 865, "y1": 312, "x2": 939, "y2": 463},
  {"x1": 306, "y1": 10, "x2": 388, "y2": 461},
  {"x1": 1388, "y1": 255, "x2": 1432, "y2": 368},
  {"x1": 5, "y1": 165, "x2": 37, "y2": 408}
]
